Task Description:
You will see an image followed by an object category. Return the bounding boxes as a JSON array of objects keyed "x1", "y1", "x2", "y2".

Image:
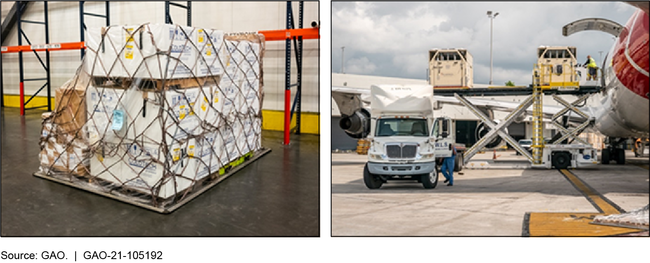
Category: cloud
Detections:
[
  {"x1": 346, "y1": 57, "x2": 378, "y2": 75},
  {"x1": 332, "y1": 2, "x2": 637, "y2": 84}
]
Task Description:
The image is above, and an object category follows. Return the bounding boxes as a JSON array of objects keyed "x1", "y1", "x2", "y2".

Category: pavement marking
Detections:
[
  {"x1": 523, "y1": 169, "x2": 639, "y2": 236},
  {"x1": 523, "y1": 212, "x2": 645, "y2": 237},
  {"x1": 558, "y1": 169, "x2": 624, "y2": 214},
  {"x1": 635, "y1": 164, "x2": 649, "y2": 170}
]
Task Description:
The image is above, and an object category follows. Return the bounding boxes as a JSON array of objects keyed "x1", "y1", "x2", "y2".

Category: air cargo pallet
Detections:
[{"x1": 34, "y1": 148, "x2": 271, "y2": 214}]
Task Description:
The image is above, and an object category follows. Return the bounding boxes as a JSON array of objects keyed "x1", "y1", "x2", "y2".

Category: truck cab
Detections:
[
  {"x1": 432, "y1": 116, "x2": 466, "y2": 171},
  {"x1": 364, "y1": 85, "x2": 440, "y2": 189}
]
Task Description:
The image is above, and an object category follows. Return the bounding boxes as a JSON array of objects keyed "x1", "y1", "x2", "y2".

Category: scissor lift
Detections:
[
  {"x1": 435, "y1": 85, "x2": 600, "y2": 168},
  {"x1": 433, "y1": 45, "x2": 603, "y2": 168}
]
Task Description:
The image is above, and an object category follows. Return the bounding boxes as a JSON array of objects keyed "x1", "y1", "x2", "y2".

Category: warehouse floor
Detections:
[{"x1": 1, "y1": 107, "x2": 319, "y2": 236}]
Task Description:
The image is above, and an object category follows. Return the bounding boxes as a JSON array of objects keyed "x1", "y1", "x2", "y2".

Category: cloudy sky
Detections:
[{"x1": 332, "y1": 1, "x2": 637, "y2": 86}]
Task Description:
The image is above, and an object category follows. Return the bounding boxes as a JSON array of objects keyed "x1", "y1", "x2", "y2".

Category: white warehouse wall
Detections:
[{"x1": 1, "y1": 1, "x2": 319, "y2": 113}]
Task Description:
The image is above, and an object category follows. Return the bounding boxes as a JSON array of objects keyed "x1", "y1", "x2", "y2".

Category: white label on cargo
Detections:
[{"x1": 111, "y1": 110, "x2": 125, "y2": 131}]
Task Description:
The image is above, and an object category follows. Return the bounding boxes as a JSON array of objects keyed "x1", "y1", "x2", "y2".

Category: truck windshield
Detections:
[{"x1": 376, "y1": 118, "x2": 428, "y2": 137}]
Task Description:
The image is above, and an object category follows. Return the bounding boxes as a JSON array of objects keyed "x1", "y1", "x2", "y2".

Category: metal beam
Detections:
[
  {"x1": 562, "y1": 17, "x2": 623, "y2": 37},
  {"x1": 550, "y1": 94, "x2": 592, "y2": 145},
  {"x1": 455, "y1": 94, "x2": 535, "y2": 163},
  {"x1": 552, "y1": 121, "x2": 591, "y2": 145},
  {"x1": 551, "y1": 94, "x2": 591, "y2": 120},
  {"x1": 1, "y1": 2, "x2": 30, "y2": 45},
  {"x1": 165, "y1": 1, "x2": 191, "y2": 26}
]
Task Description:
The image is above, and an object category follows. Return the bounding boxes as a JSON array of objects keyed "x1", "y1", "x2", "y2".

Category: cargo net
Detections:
[
  {"x1": 38, "y1": 23, "x2": 265, "y2": 208},
  {"x1": 593, "y1": 205, "x2": 650, "y2": 230}
]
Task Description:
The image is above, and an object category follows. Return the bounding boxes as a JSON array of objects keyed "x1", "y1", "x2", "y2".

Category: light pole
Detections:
[
  {"x1": 598, "y1": 50, "x2": 604, "y2": 64},
  {"x1": 487, "y1": 10, "x2": 499, "y2": 85},
  {"x1": 341, "y1": 46, "x2": 345, "y2": 74}
]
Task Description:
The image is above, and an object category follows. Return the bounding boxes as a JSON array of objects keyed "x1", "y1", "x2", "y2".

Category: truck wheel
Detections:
[
  {"x1": 454, "y1": 153, "x2": 464, "y2": 172},
  {"x1": 363, "y1": 164, "x2": 383, "y2": 189},
  {"x1": 601, "y1": 149, "x2": 610, "y2": 164},
  {"x1": 422, "y1": 167, "x2": 439, "y2": 189},
  {"x1": 552, "y1": 151, "x2": 571, "y2": 169},
  {"x1": 616, "y1": 149, "x2": 625, "y2": 165}
]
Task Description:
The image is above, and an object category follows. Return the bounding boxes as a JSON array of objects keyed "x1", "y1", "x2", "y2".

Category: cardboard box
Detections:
[
  {"x1": 85, "y1": 86, "x2": 127, "y2": 144},
  {"x1": 241, "y1": 77, "x2": 261, "y2": 115},
  {"x1": 196, "y1": 84, "x2": 225, "y2": 129},
  {"x1": 90, "y1": 141, "x2": 126, "y2": 182},
  {"x1": 54, "y1": 79, "x2": 87, "y2": 136},
  {"x1": 220, "y1": 78, "x2": 245, "y2": 118},
  {"x1": 196, "y1": 28, "x2": 225, "y2": 77},
  {"x1": 121, "y1": 86, "x2": 206, "y2": 145},
  {"x1": 84, "y1": 26, "x2": 123, "y2": 77},
  {"x1": 85, "y1": 24, "x2": 198, "y2": 79},
  {"x1": 188, "y1": 131, "x2": 225, "y2": 180},
  {"x1": 232, "y1": 116, "x2": 262, "y2": 156},
  {"x1": 91, "y1": 139, "x2": 197, "y2": 199},
  {"x1": 39, "y1": 137, "x2": 89, "y2": 177}
]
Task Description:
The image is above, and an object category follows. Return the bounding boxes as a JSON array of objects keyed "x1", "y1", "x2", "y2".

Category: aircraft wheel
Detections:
[
  {"x1": 601, "y1": 149, "x2": 610, "y2": 164},
  {"x1": 616, "y1": 149, "x2": 626, "y2": 165}
]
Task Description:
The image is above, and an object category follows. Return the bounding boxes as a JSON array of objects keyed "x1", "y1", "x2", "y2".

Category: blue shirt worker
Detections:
[{"x1": 441, "y1": 145, "x2": 457, "y2": 186}]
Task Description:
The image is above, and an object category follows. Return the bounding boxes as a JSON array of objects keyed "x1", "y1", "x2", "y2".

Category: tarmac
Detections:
[{"x1": 331, "y1": 150, "x2": 649, "y2": 236}]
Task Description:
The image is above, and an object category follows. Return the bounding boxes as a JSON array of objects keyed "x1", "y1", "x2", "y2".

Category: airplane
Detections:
[{"x1": 332, "y1": 3, "x2": 649, "y2": 165}]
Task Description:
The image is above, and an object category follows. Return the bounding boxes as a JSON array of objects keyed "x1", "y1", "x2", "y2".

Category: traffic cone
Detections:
[{"x1": 493, "y1": 150, "x2": 497, "y2": 160}]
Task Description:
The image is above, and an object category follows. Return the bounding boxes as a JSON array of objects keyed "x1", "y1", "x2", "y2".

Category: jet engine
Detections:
[
  {"x1": 339, "y1": 109, "x2": 371, "y2": 139},
  {"x1": 475, "y1": 122, "x2": 506, "y2": 149}
]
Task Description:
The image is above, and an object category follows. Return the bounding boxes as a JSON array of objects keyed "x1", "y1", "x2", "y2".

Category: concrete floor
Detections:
[
  {"x1": 332, "y1": 151, "x2": 649, "y2": 236},
  {"x1": 1, "y1": 107, "x2": 319, "y2": 236}
]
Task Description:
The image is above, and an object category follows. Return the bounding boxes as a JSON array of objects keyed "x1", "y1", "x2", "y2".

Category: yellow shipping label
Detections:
[
  {"x1": 188, "y1": 145, "x2": 195, "y2": 157},
  {"x1": 173, "y1": 148, "x2": 181, "y2": 161},
  {"x1": 126, "y1": 28, "x2": 135, "y2": 42},
  {"x1": 125, "y1": 45, "x2": 134, "y2": 60},
  {"x1": 179, "y1": 105, "x2": 186, "y2": 120},
  {"x1": 201, "y1": 97, "x2": 208, "y2": 112}
]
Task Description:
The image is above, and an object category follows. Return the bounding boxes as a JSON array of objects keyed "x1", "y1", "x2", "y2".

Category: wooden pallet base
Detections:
[{"x1": 34, "y1": 148, "x2": 271, "y2": 214}]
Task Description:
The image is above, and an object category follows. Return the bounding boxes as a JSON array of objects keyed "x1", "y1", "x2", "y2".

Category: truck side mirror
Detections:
[{"x1": 441, "y1": 119, "x2": 449, "y2": 138}]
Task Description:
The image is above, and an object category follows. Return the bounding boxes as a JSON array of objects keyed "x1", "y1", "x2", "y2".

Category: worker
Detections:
[
  {"x1": 584, "y1": 55, "x2": 598, "y2": 80},
  {"x1": 441, "y1": 145, "x2": 457, "y2": 186}
]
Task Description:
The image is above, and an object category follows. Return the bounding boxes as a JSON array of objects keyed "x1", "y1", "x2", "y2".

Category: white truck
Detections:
[{"x1": 364, "y1": 85, "x2": 454, "y2": 189}]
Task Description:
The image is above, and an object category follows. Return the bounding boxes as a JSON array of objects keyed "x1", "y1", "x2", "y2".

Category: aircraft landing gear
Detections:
[{"x1": 601, "y1": 137, "x2": 627, "y2": 165}]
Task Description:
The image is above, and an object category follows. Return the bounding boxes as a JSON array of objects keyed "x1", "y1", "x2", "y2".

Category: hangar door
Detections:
[
  {"x1": 508, "y1": 122, "x2": 526, "y2": 143},
  {"x1": 455, "y1": 120, "x2": 478, "y2": 147}
]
